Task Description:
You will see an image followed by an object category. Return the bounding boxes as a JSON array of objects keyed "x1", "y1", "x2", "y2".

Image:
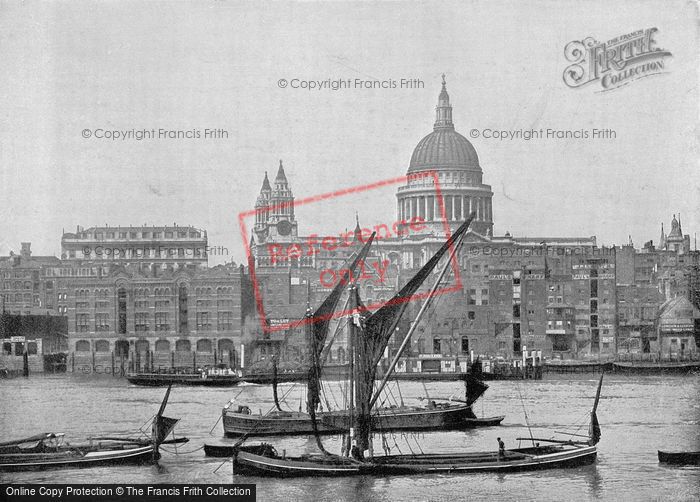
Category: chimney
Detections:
[{"x1": 20, "y1": 242, "x2": 31, "y2": 259}]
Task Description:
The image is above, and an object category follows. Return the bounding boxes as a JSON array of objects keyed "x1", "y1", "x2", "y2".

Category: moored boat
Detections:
[
  {"x1": 612, "y1": 360, "x2": 700, "y2": 375},
  {"x1": 235, "y1": 443, "x2": 598, "y2": 476},
  {"x1": 658, "y1": 450, "x2": 700, "y2": 465},
  {"x1": 0, "y1": 385, "x2": 187, "y2": 471},
  {"x1": 127, "y1": 365, "x2": 241, "y2": 386},
  {"x1": 544, "y1": 360, "x2": 613, "y2": 374},
  {"x1": 223, "y1": 397, "x2": 503, "y2": 436},
  {"x1": 0, "y1": 434, "x2": 157, "y2": 471}
]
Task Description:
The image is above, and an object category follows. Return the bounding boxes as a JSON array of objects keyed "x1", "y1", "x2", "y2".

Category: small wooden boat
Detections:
[
  {"x1": 127, "y1": 365, "x2": 240, "y2": 387},
  {"x1": 0, "y1": 434, "x2": 156, "y2": 471},
  {"x1": 612, "y1": 360, "x2": 700, "y2": 375},
  {"x1": 658, "y1": 450, "x2": 700, "y2": 465},
  {"x1": 0, "y1": 386, "x2": 187, "y2": 471},
  {"x1": 544, "y1": 360, "x2": 613, "y2": 374},
  {"x1": 235, "y1": 443, "x2": 598, "y2": 477},
  {"x1": 204, "y1": 442, "x2": 275, "y2": 458}
]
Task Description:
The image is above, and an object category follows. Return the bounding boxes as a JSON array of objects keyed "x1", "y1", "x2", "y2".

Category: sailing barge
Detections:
[
  {"x1": 0, "y1": 386, "x2": 186, "y2": 471},
  {"x1": 223, "y1": 373, "x2": 501, "y2": 436},
  {"x1": 229, "y1": 216, "x2": 604, "y2": 477},
  {"x1": 223, "y1": 228, "x2": 502, "y2": 437}
]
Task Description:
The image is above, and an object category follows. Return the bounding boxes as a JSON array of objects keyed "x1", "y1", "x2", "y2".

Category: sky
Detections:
[{"x1": 0, "y1": 0, "x2": 698, "y2": 265}]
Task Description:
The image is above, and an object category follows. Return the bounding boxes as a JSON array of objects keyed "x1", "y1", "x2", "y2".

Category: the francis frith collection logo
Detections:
[{"x1": 563, "y1": 27, "x2": 672, "y2": 91}]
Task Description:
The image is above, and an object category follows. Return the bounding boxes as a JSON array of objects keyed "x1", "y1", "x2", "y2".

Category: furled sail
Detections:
[
  {"x1": 354, "y1": 216, "x2": 474, "y2": 453},
  {"x1": 153, "y1": 416, "x2": 179, "y2": 445},
  {"x1": 464, "y1": 357, "x2": 488, "y2": 407},
  {"x1": 464, "y1": 374, "x2": 489, "y2": 408},
  {"x1": 588, "y1": 373, "x2": 604, "y2": 446},
  {"x1": 151, "y1": 385, "x2": 179, "y2": 457},
  {"x1": 306, "y1": 233, "x2": 375, "y2": 453}
]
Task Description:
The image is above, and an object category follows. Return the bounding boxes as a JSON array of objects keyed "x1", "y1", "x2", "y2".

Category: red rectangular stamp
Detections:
[{"x1": 237, "y1": 170, "x2": 465, "y2": 333}]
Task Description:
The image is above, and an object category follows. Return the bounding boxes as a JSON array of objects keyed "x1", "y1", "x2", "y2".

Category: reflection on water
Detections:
[{"x1": 1, "y1": 374, "x2": 698, "y2": 501}]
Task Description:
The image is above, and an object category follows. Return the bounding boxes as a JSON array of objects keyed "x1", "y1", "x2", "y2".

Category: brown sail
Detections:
[
  {"x1": 354, "y1": 216, "x2": 475, "y2": 454},
  {"x1": 306, "y1": 232, "x2": 375, "y2": 452}
]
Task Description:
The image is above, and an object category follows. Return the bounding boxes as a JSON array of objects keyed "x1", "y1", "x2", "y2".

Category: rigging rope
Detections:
[
  {"x1": 208, "y1": 414, "x2": 222, "y2": 436},
  {"x1": 326, "y1": 381, "x2": 341, "y2": 410},
  {"x1": 160, "y1": 444, "x2": 204, "y2": 455},
  {"x1": 516, "y1": 382, "x2": 536, "y2": 447},
  {"x1": 395, "y1": 379, "x2": 405, "y2": 407}
]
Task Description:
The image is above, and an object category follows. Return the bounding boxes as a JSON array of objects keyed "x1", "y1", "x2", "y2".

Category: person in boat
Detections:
[
  {"x1": 497, "y1": 437, "x2": 505, "y2": 460},
  {"x1": 351, "y1": 445, "x2": 363, "y2": 461}
]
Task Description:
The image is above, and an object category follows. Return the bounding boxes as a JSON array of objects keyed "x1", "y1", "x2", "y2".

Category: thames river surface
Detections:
[{"x1": 1, "y1": 373, "x2": 698, "y2": 501}]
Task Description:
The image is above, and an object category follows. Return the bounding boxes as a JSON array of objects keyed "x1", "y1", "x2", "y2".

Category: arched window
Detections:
[
  {"x1": 95, "y1": 340, "x2": 110, "y2": 352},
  {"x1": 218, "y1": 338, "x2": 234, "y2": 353},
  {"x1": 117, "y1": 287, "x2": 127, "y2": 334},
  {"x1": 218, "y1": 339, "x2": 236, "y2": 366},
  {"x1": 196, "y1": 339, "x2": 212, "y2": 352},
  {"x1": 175, "y1": 339, "x2": 191, "y2": 352},
  {"x1": 115, "y1": 339, "x2": 129, "y2": 358},
  {"x1": 178, "y1": 284, "x2": 188, "y2": 334},
  {"x1": 75, "y1": 340, "x2": 91, "y2": 352},
  {"x1": 135, "y1": 339, "x2": 150, "y2": 353},
  {"x1": 155, "y1": 339, "x2": 170, "y2": 352}
]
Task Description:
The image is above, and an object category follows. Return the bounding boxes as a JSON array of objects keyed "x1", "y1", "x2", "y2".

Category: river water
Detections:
[{"x1": 1, "y1": 373, "x2": 698, "y2": 501}]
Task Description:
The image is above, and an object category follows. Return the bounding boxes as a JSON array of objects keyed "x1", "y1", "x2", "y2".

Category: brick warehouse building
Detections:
[
  {"x1": 50, "y1": 263, "x2": 243, "y2": 373},
  {"x1": 2, "y1": 227, "x2": 245, "y2": 374}
]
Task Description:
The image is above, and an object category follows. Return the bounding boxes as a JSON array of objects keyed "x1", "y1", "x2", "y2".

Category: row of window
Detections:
[
  {"x1": 74, "y1": 338, "x2": 234, "y2": 354},
  {"x1": 2, "y1": 281, "x2": 35, "y2": 290},
  {"x1": 75, "y1": 230, "x2": 201, "y2": 239},
  {"x1": 2, "y1": 293, "x2": 36, "y2": 303},
  {"x1": 2, "y1": 342, "x2": 38, "y2": 356},
  {"x1": 75, "y1": 312, "x2": 235, "y2": 332},
  {"x1": 1, "y1": 271, "x2": 35, "y2": 279},
  {"x1": 67, "y1": 286, "x2": 236, "y2": 299}
]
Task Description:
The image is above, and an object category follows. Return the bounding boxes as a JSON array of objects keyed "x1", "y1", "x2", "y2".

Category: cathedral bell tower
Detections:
[{"x1": 253, "y1": 160, "x2": 298, "y2": 244}]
